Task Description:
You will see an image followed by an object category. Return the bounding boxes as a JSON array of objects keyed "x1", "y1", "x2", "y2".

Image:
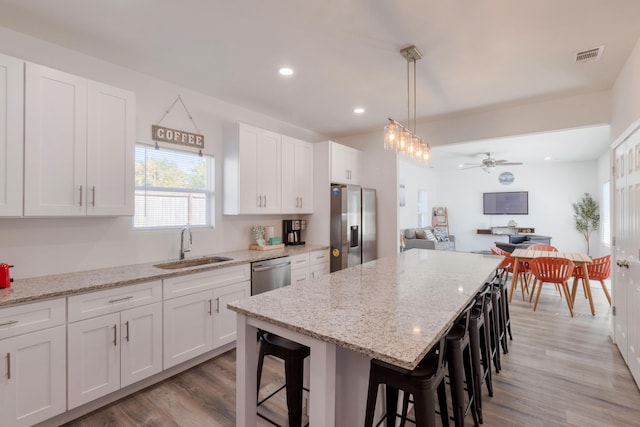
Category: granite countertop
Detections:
[
  {"x1": 229, "y1": 249, "x2": 503, "y2": 370},
  {"x1": 0, "y1": 244, "x2": 329, "y2": 308}
]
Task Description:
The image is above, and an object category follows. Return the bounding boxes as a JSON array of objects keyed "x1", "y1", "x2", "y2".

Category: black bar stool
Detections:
[
  {"x1": 469, "y1": 286, "x2": 494, "y2": 424},
  {"x1": 256, "y1": 332, "x2": 310, "y2": 427},
  {"x1": 364, "y1": 326, "x2": 452, "y2": 427},
  {"x1": 482, "y1": 285, "x2": 500, "y2": 374},
  {"x1": 490, "y1": 278, "x2": 509, "y2": 355},
  {"x1": 446, "y1": 300, "x2": 480, "y2": 427}
]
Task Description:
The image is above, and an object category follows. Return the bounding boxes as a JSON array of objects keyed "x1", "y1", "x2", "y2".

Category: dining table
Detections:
[
  {"x1": 228, "y1": 249, "x2": 503, "y2": 426},
  {"x1": 509, "y1": 248, "x2": 594, "y2": 315}
]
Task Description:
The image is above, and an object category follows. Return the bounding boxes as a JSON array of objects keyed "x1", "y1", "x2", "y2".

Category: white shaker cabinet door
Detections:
[
  {"x1": 67, "y1": 313, "x2": 121, "y2": 409},
  {"x1": 163, "y1": 290, "x2": 214, "y2": 369},
  {"x1": 0, "y1": 53, "x2": 24, "y2": 217},
  {"x1": 212, "y1": 281, "x2": 250, "y2": 348},
  {"x1": 120, "y1": 302, "x2": 163, "y2": 388},
  {"x1": 87, "y1": 81, "x2": 135, "y2": 216},
  {"x1": 0, "y1": 325, "x2": 66, "y2": 427},
  {"x1": 24, "y1": 63, "x2": 88, "y2": 216}
]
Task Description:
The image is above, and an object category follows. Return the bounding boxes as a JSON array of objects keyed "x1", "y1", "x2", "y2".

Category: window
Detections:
[
  {"x1": 134, "y1": 145, "x2": 214, "y2": 229},
  {"x1": 601, "y1": 181, "x2": 610, "y2": 246}
]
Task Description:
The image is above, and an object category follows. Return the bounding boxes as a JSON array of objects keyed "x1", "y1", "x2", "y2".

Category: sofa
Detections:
[
  {"x1": 494, "y1": 234, "x2": 552, "y2": 253},
  {"x1": 402, "y1": 227, "x2": 456, "y2": 251}
]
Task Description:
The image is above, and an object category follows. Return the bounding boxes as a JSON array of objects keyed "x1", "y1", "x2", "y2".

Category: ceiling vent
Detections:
[{"x1": 575, "y1": 45, "x2": 605, "y2": 63}]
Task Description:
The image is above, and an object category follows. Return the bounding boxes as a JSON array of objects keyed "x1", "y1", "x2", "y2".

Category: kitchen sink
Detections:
[{"x1": 154, "y1": 256, "x2": 233, "y2": 270}]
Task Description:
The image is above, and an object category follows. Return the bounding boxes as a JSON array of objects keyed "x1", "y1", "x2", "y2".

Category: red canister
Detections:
[{"x1": 0, "y1": 264, "x2": 13, "y2": 288}]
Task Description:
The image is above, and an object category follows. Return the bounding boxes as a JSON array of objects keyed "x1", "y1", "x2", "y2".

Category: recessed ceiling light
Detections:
[
  {"x1": 278, "y1": 67, "x2": 294, "y2": 76},
  {"x1": 353, "y1": 107, "x2": 365, "y2": 114},
  {"x1": 544, "y1": 156, "x2": 553, "y2": 160}
]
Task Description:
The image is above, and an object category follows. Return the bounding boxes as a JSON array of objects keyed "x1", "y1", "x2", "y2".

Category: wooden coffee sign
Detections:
[{"x1": 152, "y1": 125, "x2": 204, "y2": 149}]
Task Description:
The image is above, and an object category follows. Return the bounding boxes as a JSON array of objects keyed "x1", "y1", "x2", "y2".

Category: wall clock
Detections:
[{"x1": 498, "y1": 171, "x2": 514, "y2": 185}]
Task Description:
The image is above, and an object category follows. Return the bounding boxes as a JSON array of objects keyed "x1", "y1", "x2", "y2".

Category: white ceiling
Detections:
[{"x1": 1, "y1": 0, "x2": 639, "y2": 164}]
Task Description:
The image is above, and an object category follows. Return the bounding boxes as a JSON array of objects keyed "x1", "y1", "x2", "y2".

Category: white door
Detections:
[
  {"x1": 213, "y1": 281, "x2": 250, "y2": 348},
  {"x1": 238, "y1": 124, "x2": 261, "y2": 213},
  {"x1": 296, "y1": 140, "x2": 314, "y2": 213},
  {"x1": 0, "y1": 53, "x2": 24, "y2": 216},
  {"x1": 87, "y1": 81, "x2": 135, "y2": 216},
  {"x1": 163, "y1": 290, "x2": 213, "y2": 369},
  {"x1": 120, "y1": 302, "x2": 163, "y2": 388},
  {"x1": 0, "y1": 326, "x2": 66, "y2": 427},
  {"x1": 258, "y1": 129, "x2": 281, "y2": 213},
  {"x1": 68, "y1": 313, "x2": 120, "y2": 409},
  {"x1": 613, "y1": 119, "x2": 640, "y2": 384},
  {"x1": 281, "y1": 136, "x2": 298, "y2": 212},
  {"x1": 24, "y1": 63, "x2": 88, "y2": 216}
]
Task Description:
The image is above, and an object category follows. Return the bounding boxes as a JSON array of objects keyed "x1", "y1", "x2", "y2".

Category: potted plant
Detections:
[{"x1": 572, "y1": 193, "x2": 599, "y2": 256}]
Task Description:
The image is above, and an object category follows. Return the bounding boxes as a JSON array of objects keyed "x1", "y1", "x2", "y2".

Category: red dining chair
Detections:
[
  {"x1": 527, "y1": 244, "x2": 558, "y2": 252},
  {"x1": 490, "y1": 246, "x2": 530, "y2": 302},
  {"x1": 572, "y1": 255, "x2": 612, "y2": 305},
  {"x1": 528, "y1": 257, "x2": 576, "y2": 317}
]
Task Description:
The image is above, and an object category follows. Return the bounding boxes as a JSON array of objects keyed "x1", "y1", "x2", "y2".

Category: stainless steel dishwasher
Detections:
[{"x1": 251, "y1": 256, "x2": 291, "y2": 295}]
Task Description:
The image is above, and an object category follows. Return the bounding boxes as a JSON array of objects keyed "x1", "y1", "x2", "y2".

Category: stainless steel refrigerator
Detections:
[{"x1": 330, "y1": 184, "x2": 377, "y2": 272}]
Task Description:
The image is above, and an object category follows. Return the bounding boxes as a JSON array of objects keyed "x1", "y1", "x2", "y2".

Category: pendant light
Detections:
[{"x1": 384, "y1": 45, "x2": 431, "y2": 164}]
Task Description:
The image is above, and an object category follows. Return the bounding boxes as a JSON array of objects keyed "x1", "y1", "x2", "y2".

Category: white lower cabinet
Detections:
[
  {"x1": 291, "y1": 253, "x2": 310, "y2": 284},
  {"x1": 0, "y1": 326, "x2": 66, "y2": 427},
  {"x1": 0, "y1": 298, "x2": 67, "y2": 427},
  {"x1": 163, "y1": 290, "x2": 213, "y2": 369},
  {"x1": 120, "y1": 303, "x2": 163, "y2": 387},
  {"x1": 162, "y1": 266, "x2": 250, "y2": 369},
  {"x1": 309, "y1": 249, "x2": 330, "y2": 280},
  {"x1": 67, "y1": 281, "x2": 163, "y2": 409},
  {"x1": 212, "y1": 281, "x2": 250, "y2": 348}
]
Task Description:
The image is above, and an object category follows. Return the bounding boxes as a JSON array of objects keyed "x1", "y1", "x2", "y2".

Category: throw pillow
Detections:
[
  {"x1": 404, "y1": 229, "x2": 417, "y2": 239},
  {"x1": 432, "y1": 227, "x2": 450, "y2": 242},
  {"x1": 415, "y1": 229, "x2": 427, "y2": 239},
  {"x1": 425, "y1": 229, "x2": 438, "y2": 241}
]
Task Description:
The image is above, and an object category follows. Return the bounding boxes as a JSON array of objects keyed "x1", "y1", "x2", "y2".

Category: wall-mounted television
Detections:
[{"x1": 483, "y1": 191, "x2": 528, "y2": 215}]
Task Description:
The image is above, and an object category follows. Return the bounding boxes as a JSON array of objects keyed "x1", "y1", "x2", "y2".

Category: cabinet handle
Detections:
[
  {"x1": 79, "y1": 185, "x2": 83, "y2": 206},
  {"x1": 108, "y1": 296, "x2": 133, "y2": 304},
  {"x1": 125, "y1": 320, "x2": 130, "y2": 342},
  {"x1": 215, "y1": 297, "x2": 220, "y2": 314},
  {"x1": 300, "y1": 197, "x2": 303, "y2": 208},
  {"x1": 91, "y1": 186, "x2": 96, "y2": 206},
  {"x1": 208, "y1": 298, "x2": 212, "y2": 315},
  {"x1": 257, "y1": 195, "x2": 261, "y2": 208},
  {"x1": 264, "y1": 195, "x2": 267, "y2": 208},
  {"x1": 6, "y1": 353, "x2": 10, "y2": 380},
  {"x1": 0, "y1": 320, "x2": 18, "y2": 327},
  {"x1": 113, "y1": 325, "x2": 117, "y2": 346}
]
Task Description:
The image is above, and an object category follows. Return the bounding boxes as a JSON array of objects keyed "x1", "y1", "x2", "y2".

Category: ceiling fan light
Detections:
[{"x1": 484, "y1": 165, "x2": 495, "y2": 173}]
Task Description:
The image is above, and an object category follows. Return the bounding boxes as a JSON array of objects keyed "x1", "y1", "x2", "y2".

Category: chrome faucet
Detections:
[{"x1": 180, "y1": 227, "x2": 192, "y2": 260}]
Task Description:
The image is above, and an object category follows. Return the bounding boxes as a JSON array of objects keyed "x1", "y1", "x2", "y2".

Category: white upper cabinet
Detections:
[
  {"x1": 330, "y1": 141, "x2": 361, "y2": 185},
  {"x1": 24, "y1": 63, "x2": 135, "y2": 216},
  {"x1": 87, "y1": 81, "x2": 136, "y2": 216},
  {"x1": 224, "y1": 123, "x2": 282, "y2": 214},
  {"x1": 281, "y1": 135, "x2": 314, "y2": 213},
  {"x1": 0, "y1": 53, "x2": 24, "y2": 217}
]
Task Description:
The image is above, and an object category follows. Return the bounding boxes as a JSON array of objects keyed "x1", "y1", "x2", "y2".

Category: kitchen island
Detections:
[{"x1": 228, "y1": 249, "x2": 503, "y2": 426}]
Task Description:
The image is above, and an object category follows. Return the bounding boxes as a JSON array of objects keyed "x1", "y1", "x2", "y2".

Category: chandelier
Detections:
[{"x1": 384, "y1": 45, "x2": 431, "y2": 164}]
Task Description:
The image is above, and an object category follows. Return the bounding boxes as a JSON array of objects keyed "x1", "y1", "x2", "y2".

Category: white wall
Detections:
[
  {"x1": 397, "y1": 158, "x2": 437, "y2": 230},
  {"x1": 0, "y1": 26, "x2": 328, "y2": 279}
]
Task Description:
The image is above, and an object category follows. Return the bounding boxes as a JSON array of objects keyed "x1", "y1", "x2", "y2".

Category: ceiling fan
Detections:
[{"x1": 461, "y1": 152, "x2": 523, "y2": 173}]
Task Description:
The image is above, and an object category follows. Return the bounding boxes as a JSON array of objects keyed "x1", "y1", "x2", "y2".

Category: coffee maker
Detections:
[{"x1": 283, "y1": 219, "x2": 306, "y2": 246}]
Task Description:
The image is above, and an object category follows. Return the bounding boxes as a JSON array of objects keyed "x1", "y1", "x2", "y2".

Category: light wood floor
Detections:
[{"x1": 65, "y1": 282, "x2": 640, "y2": 427}]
